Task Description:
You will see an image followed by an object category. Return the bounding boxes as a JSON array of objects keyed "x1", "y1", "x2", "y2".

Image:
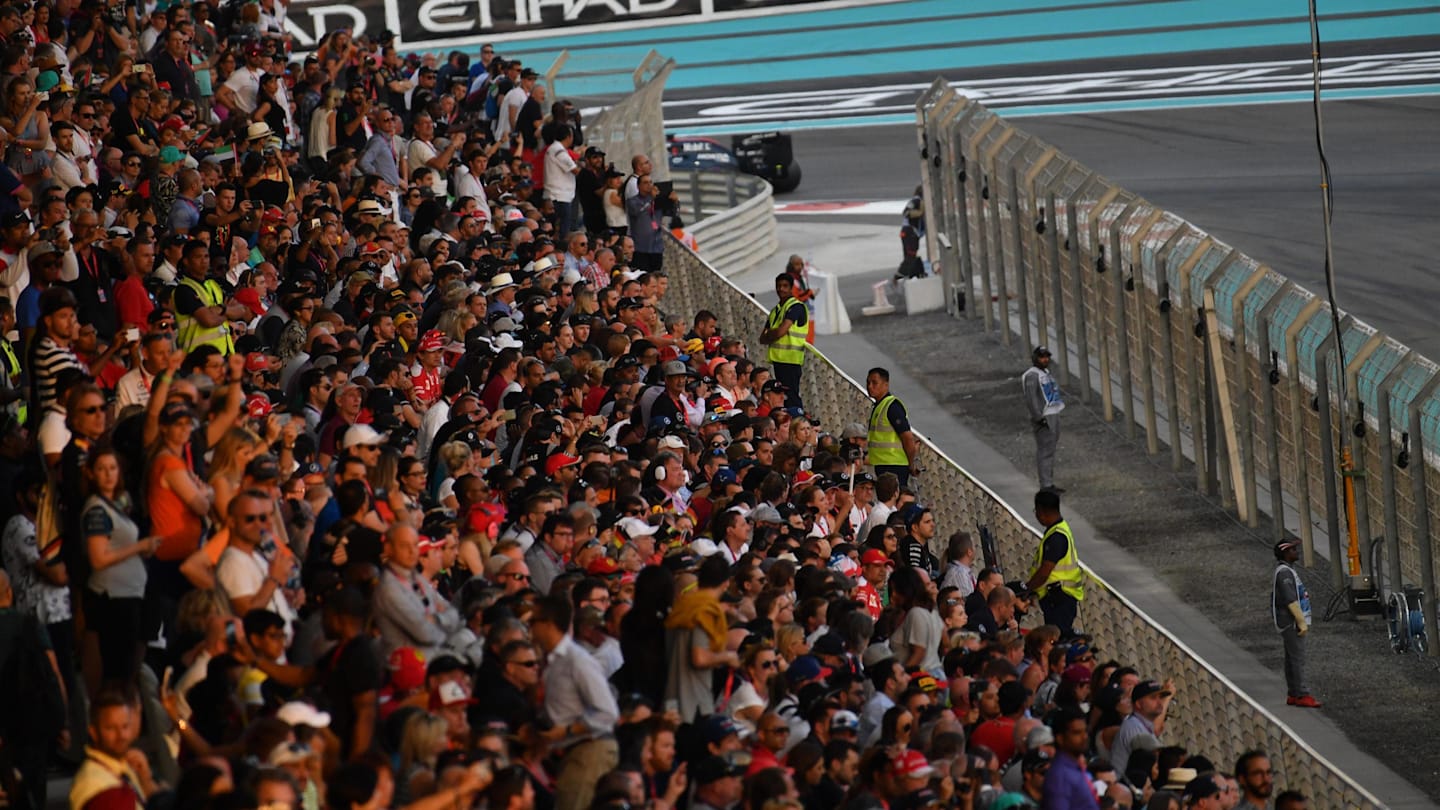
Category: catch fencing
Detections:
[
  {"x1": 915, "y1": 80, "x2": 1440, "y2": 657},
  {"x1": 661, "y1": 232, "x2": 1384, "y2": 809},
  {"x1": 581, "y1": 51, "x2": 674, "y2": 185},
  {"x1": 671, "y1": 170, "x2": 779, "y2": 277}
]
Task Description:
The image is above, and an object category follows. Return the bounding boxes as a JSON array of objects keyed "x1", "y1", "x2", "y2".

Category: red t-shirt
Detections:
[
  {"x1": 971, "y1": 716, "x2": 1019, "y2": 764},
  {"x1": 114, "y1": 274, "x2": 154, "y2": 329},
  {"x1": 411, "y1": 368, "x2": 441, "y2": 407},
  {"x1": 857, "y1": 580, "x2": 883, "y2": 620}
]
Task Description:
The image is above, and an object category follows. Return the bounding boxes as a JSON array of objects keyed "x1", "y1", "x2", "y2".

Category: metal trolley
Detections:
[{"x1": 1387, "y1": 585, "x2": 1428, "y2": 655}]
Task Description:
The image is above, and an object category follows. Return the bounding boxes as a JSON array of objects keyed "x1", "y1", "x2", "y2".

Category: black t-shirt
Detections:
[
  {"x1": 783, "y1": 299, "x2": 808, "y2": 327},
  {"x1": 173, "y1": 279, "x2": 207, "y2": 317},
  {"x1": 1041, "y1": 527, "x2": 1068, "y2": 563},
  {"x1": 109, "y1": 108, "x2": 151, "y2": 152},
  {"x1": 516, "y1": 98, "x2": 543, "y2": 151},
  {"x1": 319, "y1": 635, "x2": 384, "y2": 757},
  {"x1": 576, "y1": 167, "x2": 605, "y2": 230}
]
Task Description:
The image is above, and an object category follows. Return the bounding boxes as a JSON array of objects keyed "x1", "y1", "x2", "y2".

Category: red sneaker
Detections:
[{"x1": 1288, "y1": 695, "x2": 1323, "y2": 708}]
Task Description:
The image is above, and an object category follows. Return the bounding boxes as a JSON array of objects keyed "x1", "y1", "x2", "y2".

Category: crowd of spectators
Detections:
[{"x1": 0, "y1": 4, "x2": 1313, "y2": 810}]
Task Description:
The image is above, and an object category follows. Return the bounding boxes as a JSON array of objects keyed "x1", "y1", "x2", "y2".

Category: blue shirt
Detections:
[
  {"x1": 1043, "y1": 752, "x2": 1099, "y2": 809},
  {"x1": 16, "y1": 285, "x2": 41, "y2": 333}
]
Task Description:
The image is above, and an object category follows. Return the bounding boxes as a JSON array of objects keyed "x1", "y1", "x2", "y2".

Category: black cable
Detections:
[{"x1": 1309, "y1": 0, "x2": 1346, "y2": 393}]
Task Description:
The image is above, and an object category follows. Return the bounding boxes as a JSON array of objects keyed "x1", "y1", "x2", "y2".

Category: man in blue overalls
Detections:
[{"x1": 1272, "y1": 539, "x2": 1320, "y2": 708}]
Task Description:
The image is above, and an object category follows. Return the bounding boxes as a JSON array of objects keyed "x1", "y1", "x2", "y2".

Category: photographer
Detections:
[{"x1": 626, "y1": 172, "x2": 668, "y2": 274}]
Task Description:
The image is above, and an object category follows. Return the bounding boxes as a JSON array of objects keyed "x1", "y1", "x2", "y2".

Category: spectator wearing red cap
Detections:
[
  {"x1": 378, "y1": 646, "x2": 427, "y2": 720},
  {"x1": 856, "y1": 548, "x2": 891, "y2": 620},
  {"x1": 410, "y1": 329, "x2": 446, "y2": 408}
]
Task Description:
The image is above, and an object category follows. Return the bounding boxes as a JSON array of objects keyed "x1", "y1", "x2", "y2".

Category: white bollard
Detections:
[{"x1": 863, "y1": 280, "x2": 897, "y2": 316}]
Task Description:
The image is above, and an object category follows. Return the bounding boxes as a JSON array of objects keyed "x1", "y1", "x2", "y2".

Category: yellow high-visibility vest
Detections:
[
  {"x1": 766, "y1": 296, "x2": 807, "y2": 366},
  {"x1": 868, "y1": 393, "x2": 907, "y2": 467},
  {"x1": 1029, "y1": 519, "x2": 1084, "y2": 601},
  {"x1": 176, "y1": 276, "x2": 234, "y2": 355}
]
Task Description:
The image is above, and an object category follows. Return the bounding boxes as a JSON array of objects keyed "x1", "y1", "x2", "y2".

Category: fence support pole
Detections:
[
  {"x1": 1406, "y1": 372, "x2": 1440, "y2": 656},
  {"x1": 1065, "y1": 175, "x2": 1100, "y2": 403},
  {"x1": 1009, "y1": 163, "x2": 1032, "y2": 350},
  {"x1": 1285, "y1": 298, "x2": 1325, "y2": 565},
  {"x1": 983, "y1": 129, "x2": 1017, "y2": 346},
  {"x1": 1107, "y1": 201, "x2": 1142, "y2": 434},
  {"x1": 1152, "y1": 227, "x2": 1190, "y2": 463},
  {"x1": 1257, "y1": 282, "x2": 1296, "y2": 542},
  {"x1": 1127, "y1": 210, "x2": 1164, "y2": 454},
  {"x1": 967, "y1": 118, "x2": 1000, "y2": 335},
  {"x1": 1176, "y1": 244, "x2": 1223, "y2": 493},
  {"x1": 1343, "y1": 333, "x2": 1385, "y2": 577},
  {"x1": 1314, "y1": 315, "x2": 1346, "y2": 588},
  {"x1": 1377, "y1": 352, "x2": 1413, "y2": 596},
  {"x1": 1086, "y1": 186, "x2": 1122, "y2": 412},
  {"x1": 1230, "y1": 267, "x2": 1270, "y2": 526},
  {"x1": 1023, "y1": 149, "x2": 1057, "y2": 350},
  {"x1": 1045, "y1": 188, "x2": 1067, "y2": 377}
]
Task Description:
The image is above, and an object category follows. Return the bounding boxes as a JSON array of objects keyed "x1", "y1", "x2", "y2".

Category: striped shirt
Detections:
[{"x1": 31, "y1": 337, "x2": 82, "y2": 411}]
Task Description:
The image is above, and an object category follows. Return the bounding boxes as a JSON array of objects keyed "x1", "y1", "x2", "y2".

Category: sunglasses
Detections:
[
  {"x1": 504, "y1": 572, "x2": 530, "y2": 581},
  {"x1": 78, "y1": 405, "x2": 105, "y2": 415},
  {"x1": 241, "y1": 513, "x2": 270, "y2": 523}
]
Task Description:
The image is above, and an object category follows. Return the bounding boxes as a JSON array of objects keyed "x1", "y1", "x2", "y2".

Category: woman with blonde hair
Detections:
[
  {"x1": 309, "y1": 86, "x2": 343, "y2": 165},
  {"x1": 396, "y1": 711, "x2": 450, "y2": 804},
  {"x1": 774, "y1": 623, "x2": 810, "y2": 667},
  {"x1": 725, "y1": 640, "x2": 779, "y2": 735},
  {"x1": 208, "y1": 426, "x2": 265, "y2": 521},
  {"x1": 436, "y1": 441, "x2": 474, "y2": 511}
]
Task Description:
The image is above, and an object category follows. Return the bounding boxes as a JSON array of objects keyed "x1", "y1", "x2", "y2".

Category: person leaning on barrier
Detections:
[
  {"x1": 864, "y1": 366, "x2": 919, "y2": 488},
  {"x1": 1023, "y1": 489, "x2": 1083, "y2": 639},
  {"x1": 1272, "y1": 538, "x2": 1320, "y2": 709},
  {"x1": 760, "y1": 273, "x2": 807, "y2": 409},
  {"x1": 1021, "y1": 345, "x2": 1065, "y2": 493}
]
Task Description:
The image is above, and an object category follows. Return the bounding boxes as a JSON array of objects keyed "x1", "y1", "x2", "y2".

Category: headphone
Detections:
[{"x1": 653, "y1": 464, "x2": 667, "y2": 483}]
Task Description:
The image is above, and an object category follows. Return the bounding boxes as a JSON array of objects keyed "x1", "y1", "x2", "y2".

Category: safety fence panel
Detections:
[
  {"x1": 584, "y1": 53, "x2": 674, "y2": 185},
  {"x1": 918, "y1": 86, "x2": 1440, "y2": 676},
  {"x1": 660, "y1": 235, "x2": 1383, "y2": 810}
]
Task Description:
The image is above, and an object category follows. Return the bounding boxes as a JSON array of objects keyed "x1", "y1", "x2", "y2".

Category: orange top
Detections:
[{"x1": 150, "y1": 452, "x2": 204, "y2": 561}]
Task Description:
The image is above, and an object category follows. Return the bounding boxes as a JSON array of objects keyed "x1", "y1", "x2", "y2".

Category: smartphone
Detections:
[
  {"x1": 309, "y1": 218, "x2": 321, "y2": 230},
  {"x1": 225, "y1": 622, "x2": 236, "y2": 644},
  {"x1": 132, "y1": 64, "x2": 146, "y2": 74},
  {"x1": 498, "y1": 409, "x2": 516, "y2": 422},
  {"x1": 35, "y1": 91, "x2": 49, "y2": 102},
  {"x1": 126, "y1": 327, "x2": 140, "y2": 342}
]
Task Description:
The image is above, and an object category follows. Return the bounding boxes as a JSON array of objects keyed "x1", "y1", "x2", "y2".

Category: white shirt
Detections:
[
  {"x1": 222, "y1": 66, "x2": 264, "y2": 115},
  {"x1": 37, "y1": 408, "x2": 70, "y2": 459},
  {"x1": 496, "y1": 86, "x2": 527, "y2": 140},
  {"x1": 216, "y1": 543, "x2": 296, "y2": 636},
  {"x1": 407, "y1": 138, "x2": 449, "y2": 197},
  {"x1": 544, "y1": 142, "x2": 578, "y2": 202},
  {"x1": 115, "y1": 366, "x2": 157, "y2": 411}
]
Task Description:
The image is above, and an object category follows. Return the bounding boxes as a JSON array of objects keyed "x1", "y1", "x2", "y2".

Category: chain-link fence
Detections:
[
  {"x1": 915, "y1": 80, "x2": 1440, "y2": 659},
  {"x1": 661, "y1": 233, "x2": 1384, "y2": 808}
]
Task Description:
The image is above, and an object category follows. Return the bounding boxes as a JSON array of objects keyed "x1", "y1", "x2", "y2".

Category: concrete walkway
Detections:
[{"x1": 744, "y1": 218, "x2": 1435, "y2": 809}]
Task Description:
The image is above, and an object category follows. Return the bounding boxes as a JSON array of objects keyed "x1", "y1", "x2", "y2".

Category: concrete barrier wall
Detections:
[
  {"x1": 671, "y1": 170, "x2": 779, "y2": 277},
  {"x1": 661, "y1": 236, "x2": 1384, "y2": 809}
]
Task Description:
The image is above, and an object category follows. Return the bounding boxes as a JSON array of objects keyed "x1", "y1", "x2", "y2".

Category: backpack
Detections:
[{"x1": 0, "y1": 614, "x2": 65, "y2": 742}]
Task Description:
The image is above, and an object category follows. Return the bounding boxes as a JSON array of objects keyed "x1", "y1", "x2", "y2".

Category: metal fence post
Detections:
[
  {"x1": 1104, "y1": 201, "x2": 1140, "y2": 431},
  {"x1": 967, "y1": 118, "x2": 1001, "y2": 335},
  {"x1": 1258, "y1": 282, "x2": 1297, "y2": 542},
  {"x1": 914, "y1": 80, "x2": 951, "y2": 277},
  {"x1": 1176, "y1": 244, "x2": 1225, "y2": 493},
  {"x1": 1285, "y1": 298, "x2": 1325, "y2": 564},
  {"x1": 950, "y1": 103, "x2": 981, "y2": 320},
  {"x1": 1406, "y1": 371, "x2": 1440, "y2": 656},
  {"x1": 983, "y1": 129, "x2": 1017, "y2": 346},
  {"x1": 1344, "y1": 332, "x2": 1385, "y2": 577},
  {"x1": 1023, "y1": 149, "x2": 1058, "y2": 350},
  {"x1": 1230, "y1": 267, "x2": 1270, "y2": 526},
  {"x1": 1009, "y1": 163, "x2": 1032, "y2": 350},
  {"x1": 1042, "y1": 167, "x2": 1079, "y2": 383},
  {"x1": 1126, "y1": 210, "x2": 1164, "y2": 454},
  {"x1": 1377, "y1": 351, "x2": 1414, "y2": 595},
  {"x1": 1315, "y1": 314, "x2": 1345, "y2": 588},
  {"x1": 1152, "y1": 227, "x2": 1191, "y2": 464}
]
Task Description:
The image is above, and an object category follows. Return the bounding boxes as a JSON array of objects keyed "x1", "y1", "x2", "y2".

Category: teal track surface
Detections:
[{"x1": 446, "y1": 0, "x2": 1440, "y2": 98}]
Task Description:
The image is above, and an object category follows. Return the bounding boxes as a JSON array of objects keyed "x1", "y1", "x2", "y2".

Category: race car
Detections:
[{"x1": 666, "y1": 132, "x2": 802, "y2": 193}]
